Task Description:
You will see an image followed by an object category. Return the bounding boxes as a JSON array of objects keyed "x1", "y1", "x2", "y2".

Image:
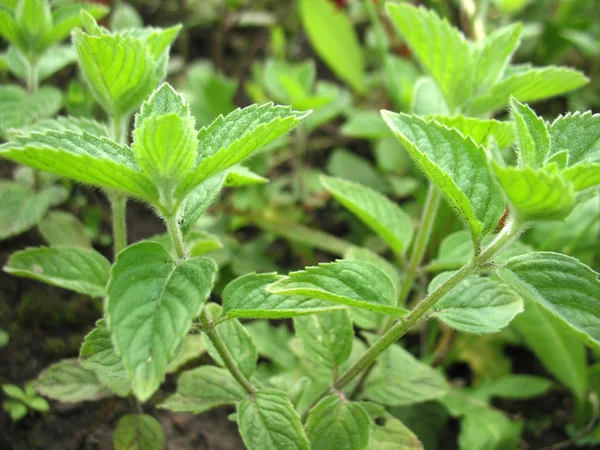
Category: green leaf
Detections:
[
  {"x1": 113, "y1": 414, "x2": 165, "y2": 450},
  {"x1": 562, "y1": 162, "x2": 600, "y2": 191},
  {"x1": 294, "y1": 310, "x2": 354, "y2": 371},
  {"x1": 223, "y1": 272, "x2": 343, "y2": 319},
  {"x1": 224, "y1": 165, "x2": 268, "y2": 187},
  {"x1": 107, "y1": 241, "x2": 217, "y2": 401},
  {"x1": 176, "y1": 104, "x2": 309, "y2": 197},
  {"x1": 383, "y1": 112, "x2": 504, "y2": 240},
  {"x1": 4, "y1": 246, "x2": 110, "y2": 297},
  {"x1": 10, "y1": 115, "x2": 109, "y2": 138},
  {"x1": 15, "y1": 0, "x2": 52, "y2": 53},
  {"x1": 477, "y1": 375, "x2": 552, "y2": 400},
  {"x1": 344, "y1": 246, "x2": 401, "y2": 294},
  {"x1": 268, "y1": 260, "x2": 406, "y2": 318},
  {"x1": 166, "y1": 334, "x2": 205, "y2": 373},
  {"x1": 132, "y1": 84, "x2": 197, "y2": 183},
  {"x1": 202, "y1": 315, "x2": 258, "y2": 379},
  {"x1": 298, "y1": 0, "x2": 365, "y2": 93},
  {"x1": 7, "y1": 45, "x2": 77, "y2": 82},
  {"x1": 0, "y1": 130, "x2": 158, "y2": 201},
  {"x1": 3, "y1": 400, "x2": 28, "y2": 422},
  {"x1": 549, "y1": 111, "x2": 600, "y2": 165},
  {"x1": 73, "y1": 30, "x2": 156, "y2": 117},
  {"x1": 48, "y1": 3, "x2": 108, "y2": 45},
  {"x1": 321, "y1": 175, "x2": 413, "y2": 255},
  {"x1": 39, "y1": 211, "x2": 91, "y2": 248},
  {"x1": 110, "y1": 2, "x2": 143, "y2": 31},
  {"x1": 327, "y1": 148, "x2": 390, "y2": 193},
  {"x1": 360, "y1": 403, "x2": 423, "y2": 450},
  {"x1": 492, "y1": 164, "x2": 575, "y2": 221},
  {"x1": 458, "y1": 407, "x2": 522, "y2": 450},
  {"x1": 0, "y1": 181, "x2": 67, "y2": 240},
  {"x1": 387, "y1": 3, "x2": 472, "y2": 111},
  {"x1": 499, "y1": 252, "x2": 600, "y2": 351},
  {"x1": 35, "y1": 359, "x2": 111, "y2": 402},
  {"x1": 80, "y1": 319, "x2": 130, "y2": 396},
  {"x1": 0, "y1": 7, "x2": 20, "y2": 48},
  {"x1": 181, "y1": 174, "x2": 225, "y2": 235},
  {"x1": 429, "y1": 115, "x2": 515, "y2": 149},
  {"x1": 467, "y1": 65, "x2": 588, "y2": 115},
  {"x1": 512, "y1": 301, "x2": 586, "y2": 400},
  {"x1": 362, "y1": 342, "x2": 448, "y2": 406},
  {"x1": 238, "y1": 389, "x2": 310, "y2": 450},
  {"x1": 306, "y1": 395, "x2": 371, "y2": 450},
  {"x1": 341, "y1": 110, "x2": 391, "y2": 140},
  {"x1": 472, "y1": 23, "x2": 522, "y2": 94},
  {"x1": 429, "y1": 274, "x2": 523, "y2": 334},
  {"x1": 510, "y1": 98, "x2": 550, "y2": 168},
  {"x1": 159, "y1": 366, "x2": 246, "y2": 413},
  {"x1": 0, "y1": 85, "x2": 62, "y2": 136},
  {"x1": 245, "y1": 321, "x2": 297, "y2": 369},
  {"x1": 0, "y1": 328, "x2": 8, "y2": 349},
  {"x1": 411, "y1": 77, "x2": 450, "y2": 116}
]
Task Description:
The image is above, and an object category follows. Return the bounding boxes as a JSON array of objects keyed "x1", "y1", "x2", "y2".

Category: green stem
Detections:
[
  {"x1": 200, "y1": 311, "x2": 256, "y2": 395},
  {"x1": 26, "y1": 60, "x2": 39, "y2": 93},
  {"x1": 293, "y1": 124, "x2": 307, "y2": 201},
  {"x1": 109, "y1": 194, "x2": 127, "y2": 257},
  {"x1": 165, "y1": 214, "x2": 188, "y2": 260},
  {"x1": 304, "y1": 218, "x2": 523, "y2": 419},
  {"x1": 110, "y1": 115, "x2": 129, "y2": 145}
]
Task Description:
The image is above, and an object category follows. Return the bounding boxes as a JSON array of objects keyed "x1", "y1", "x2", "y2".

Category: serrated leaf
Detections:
[
  {"x1": 362, "y1": 342, "x2": 448, "y2": 406},
  {"x1": 238, "y1": 389, "x2": 310, "y2": 450},
  {"x1": 223, "y1": 273, "x2": 343, "y2": 319},
  {"x1": 510, "y1": 98, "x2": 549, "y2": 168},
  {"x1": 73, "y1": 30, "x2": 156, "y2": 118},
  {"x1": 245, "y1": 321, "x2": 297, "y2": 369},
  {"x1": 202, "y1": 316, "x2": 258, "y2": 379},
  {"x1": 48, "y1": 3, "x2": 108, "y2": 45},
  {"x1": 562, "y1": 162, "x2": 600, "y2": 191},
  {"x1": 268, "y1": 260, "x2": 406, "y2": 317},
  {"x1": 512, "y1": 302, "x2": 586, "y2": 400},
  {"x1": 298, "y1": 0, "x2": 365, "y2": 93},
  {"x1": 39, "y1": 211, "x2": 91, "y2": 248},
  {"x1": 344, "y1": 247, "x2": 401, "y2": 294},
  {"x1": 429, "y1": 115, "x2": 515, "y2": 149},
  {"x1": 176, "y1": 104, "x2": 308, "y2": 197},
  {"x1": 5, "y1": 246, "x2": 110, "y2": 297},
  {"x1": 467, "y1": 65, "x2": 588, "y2": 115},
  {"x1": 472, "y1": 23, "x2": 522, "y2": 94},
  {"x1": 113, "y1": 414, "x2": 165, "y2": 450},
  {"x1": 294, "y1": 310, "x2": 353, "y2": 371},
  {"x1": 499, "y1": 252, "x2": 600, "y2": 352},
  {"x1": 306, "y1": 395, "x2": 371, "y2": 450},
  {"x1": 383, "y1": 112, "x2": 504, "y2": 240},
  {"x1": 429, "y1": 273, "x2": 523, "y2": 334},
  {"x1": 181, "y1": 174, "x2": 225, "y2": 235},
  {"x1": 0, "y1": 85, "x2": 62, "y2": 136},
  {"x1": 10, "y1": 115, "x2": 109, "y2": 138},
  {"x1": 549, "y1": 111, "x2": 600, "y2": 165},
  {"x1": 387, "y1": 3, "x2": 472, "y2": 111},
  {"x1": 492, "y1": 164, "x2": 575, "y2": 221},
  {"x1": 159, "y1": 366, "x2": 246, "y2": 413},
  {"x1": 80, "y1": 319, "x2": 130, "y2": 396},
  {"x1": 321, "y1": 175, "x2": 413, "y2": 255},
  {"x1": 224, "y1": 165, "x2": 268, "y2": 187},
  {"x1": 35, "y1": 359, "x2": 111, "y2": 402},
  {"x1": 107, "y1": 241, "x2": 217, "y2": 401},
  {"x1": 0, "y1": 181, "x2": 67, "y2": 240},
  {"x1": 0, "y1": 130, "x2": 158, "y2": 201}
]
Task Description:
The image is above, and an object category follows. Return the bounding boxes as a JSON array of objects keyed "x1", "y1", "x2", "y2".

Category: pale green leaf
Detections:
[
  {"x1": 202, "y1": 316, "x2": 258, "y2": 379},
  {"x1": 39, "y1": 211, "x2": 91, "y2": 248},
  {"x1": 549, "y1": 111, "x2": 600, "y2": 165},
  {"x1": 341, "y1": 110, "x2": 391, "y2": 140},
  {"x1": 327, "y1": 148, "x2": 390, "y2": 193},
  {"x1": 110, "y1": 2, "x2": 143, "y2": 31},
  {"x1": 429, "y1": 274, "x2": 523, "y2": 334},
  {"x1": 500, "y1": 252, "x2": 600, "y2": 351},
  {"x1": 383, "y1": 112, "x2": 504, "y2": 239},
  {"x1": 429, "y1": 115, "x2": 515, "y2": 149},
  {"x1": 411, "y1": 77, "x2": 450, "y2": 116},
  {"x1": 7, "y1": 45, "x2": 77, "y2": 82},
  {"x1": 0, "y1": 85, "x2": 62, "y2": 136},
  {"x1": 362, "y1": 342, "x2": 448, "y2": 406},
  {"x1": 48, "y1": 3, "x2": 108, "y2": 45},
  {"x1": 458, "y1": 407, "x2": 522, "y2": 450},
  {"x1": 107, "y1": 241, "x2": 217, "y2": 401},
  {"x1": 113, "y1": 414, "x2": 165, "y2": 450},
  {"x1": 510, "y1": 98, "x2": 549, "y2": 168},
  {"x1": 477, "y1": 375, "x2": 552, "y2": 400},
  {"x1": 80, "y1": 319, "x2": 130, "y2": 396},
  {"x1": 344, "y1": 246, "x2": 401, "y2": 294},
  {"x1": 181, "y1": 174, "x2": 225, "y2": 235},
  {"x1": 4, "y1": 246, "x2": 110, "y2": 297},
  {"x1": 238, "y1": 389, "x2": 310, "y2": 450},
  {"x1": 512, "y1": 301, "x2": 586, "y2": 400},
  {"x1": 562, "y1": 162, "x2": 600, "y2": 191},
  {"x1": 159, "y1": 366, "x2": 245, "y2": 413},
  {"x1": 0, "y1": 130, "x2": 158, "y2": 201},
  {"x1": 467, "y1": 65, "x2": 588, "y2": 115},
  {"x1": 268, "y1": 260, "x2": 406, "y2": 318},
  {"x1": 472, "y1": 23, "x2": 522, "y2": 94},
  {"x1": 245, "y1": 321, "x2": 297, "y2": 369},
  {"x1": 321, "y1": 175, "x2": 413, "y2": 255},
  {"x1": 492, "y1": 164, "x2": 575, "y2": 221},
  {"x1": 15, "y1": 0, "x2": 52, "y2": 52},
  {"x1": 35, "y1": 359, "x2": 111, "y2": 402},
  {"x1": 298, "y1": 0, "x2": 365, "y2": 93},
  {"x1": 224, "y1": 165, "x2": 268, "y2": 187},
  {"x1": 10, "y1": 115, "x2": 109, "y2": 138},
  {"x1": 223, "y1": 272, "x2": 343, "y2": 319},
  {"x1": 166, "y1": 334, "x2": 205, "y2": 373},
  {"x1": 176, "y1": 103, "x2": 308, "y2": 197},
  {"x1": 0, "y1": 181, "x2": 67, "y2": 240},
  {"x1": 360, "y1": 403, "x2": 423, "y2": 450},
  {"x1": 73, "y1": 30, "x2": 156, "y2": 118},
  {"x1": 305, "y1": 395, "x2": 371, "y2": 450},
  {"x1": 294, "y1": 310, "x2": 354, "y2": 371},
  {"x1": 387, "y1": 3, "x2": 472, "y2": 110}
]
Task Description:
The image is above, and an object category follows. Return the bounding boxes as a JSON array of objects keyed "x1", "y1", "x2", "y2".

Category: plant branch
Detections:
[
  {"x1": 165, "y1": 214, "x2": 188, "y2": 260},
  {"x1": 109, "y1": 193, "x2": 127, "y2": 258},
  {"x1": 26, "y1": 60, "x2": 39, "y2": 93},
  {"x1": 303, "y1": 217, "x2": 523, "y2": 419}
]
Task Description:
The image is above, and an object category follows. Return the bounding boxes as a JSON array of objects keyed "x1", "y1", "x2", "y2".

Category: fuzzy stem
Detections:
[
  {"x1": 165, "y1": 214, "x2": 188, "y2": 260},
  {"x1": 26, "y1": 60, "x2": 39, "y2": 93},
  {"x1": 109, "y1": 194, "x2": 127, "y2": 257}
]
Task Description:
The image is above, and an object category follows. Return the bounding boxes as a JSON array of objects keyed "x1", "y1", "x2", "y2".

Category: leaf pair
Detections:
[{"x1": 387, "y1": 3, "x2": 588, "y2": 114}]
